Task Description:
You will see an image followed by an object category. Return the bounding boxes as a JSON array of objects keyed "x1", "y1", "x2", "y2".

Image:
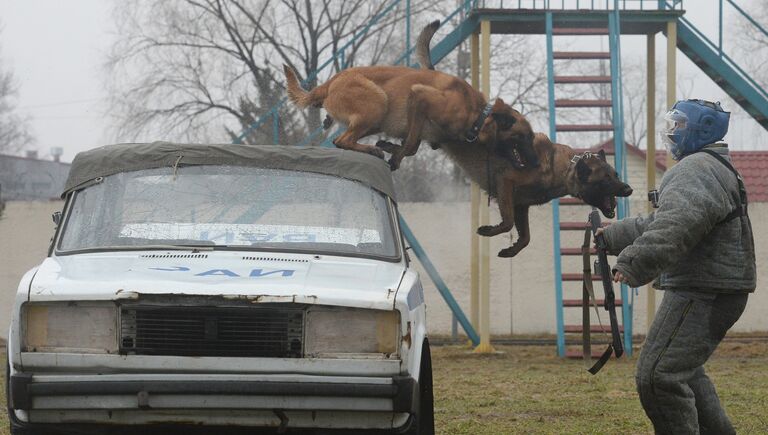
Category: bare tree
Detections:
[
  {"x1": 0, "y1": 29, "x2": 34, "y2": 154},
  {"x1": 107, "y1": 0, "x2": 428, "y2": 144}
]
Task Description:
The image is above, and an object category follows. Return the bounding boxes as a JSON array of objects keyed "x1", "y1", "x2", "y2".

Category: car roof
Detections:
[{"x1": 63, "y1": 142, "x2": 396, "y2": 199}]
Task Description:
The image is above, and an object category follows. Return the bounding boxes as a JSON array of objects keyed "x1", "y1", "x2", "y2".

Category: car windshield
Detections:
[{"x1": 58, "y1": 165, "x2": 399, "y2": 259}]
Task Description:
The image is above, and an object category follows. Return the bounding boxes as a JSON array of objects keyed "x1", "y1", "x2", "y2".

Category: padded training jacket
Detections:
[{"x1": 602, "y1": 144, "x2": 756, "y2": 293}]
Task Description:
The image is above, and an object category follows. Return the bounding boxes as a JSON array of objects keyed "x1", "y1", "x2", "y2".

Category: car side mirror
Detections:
[{"x1": 52, "y1": 211, "x2": 62, "y2": 225}]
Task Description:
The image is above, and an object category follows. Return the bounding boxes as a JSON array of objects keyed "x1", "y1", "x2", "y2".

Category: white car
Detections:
[{"x1": 6, "y1": 143, "x2": 433, "y2": 434}]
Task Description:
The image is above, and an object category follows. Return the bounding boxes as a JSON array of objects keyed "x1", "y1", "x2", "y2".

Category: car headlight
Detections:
[
  {"x1": 23, "y1": 302, "x2": 118, "y2": 353},
  {"x1": 304, "y1": 307, "x2": 400, "y2": 358}
]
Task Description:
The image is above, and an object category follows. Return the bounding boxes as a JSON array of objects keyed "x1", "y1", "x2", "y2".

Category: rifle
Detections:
[{"x1": 583, "y1": 208, "x2": 624, "y2": 374}]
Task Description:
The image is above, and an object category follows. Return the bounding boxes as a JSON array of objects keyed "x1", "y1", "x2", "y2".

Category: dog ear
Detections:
[
  {"x1": 576, "y1": 158, "x2": 592, "y2": 183},
  {"x1": 491, "y1": 112, "x2": 517, "y2": 130},
  {"x1": 597, "y1": 149, "x2": 607, "y2": 162}
]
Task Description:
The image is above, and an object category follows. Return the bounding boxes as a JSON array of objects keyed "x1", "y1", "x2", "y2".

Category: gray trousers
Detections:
[{"x1": 636, "y1": 290, "x2": 748, "y2": 435}]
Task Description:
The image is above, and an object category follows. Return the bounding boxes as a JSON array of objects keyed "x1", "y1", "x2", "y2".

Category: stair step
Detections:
[
  {"x1": 563, "y1": 299, "x2": 622, "y2": 307},
  {"x1": 558, "y1": 197, "x2": 586, "y2": 206},
  {"x1": 553, "y1": 51, "x2": 611, "y2": 60},
  {"x1": 563, "y1": 273, "x2": 602, "y2": 281},
  {"x1": 560, "y1": 247, "x2": 596, "y2": 256},
  {"x1": 560, "y1": 221, "x2": 609, "y2": 231},
  {"x1": 565, "y1": 324, "x2": 624, "y2": 333},
  {"x1": 554, "y1": 75, "x2": 612, "y2": 84},
  {"x1": 566, "y1": 349, "x2": 613, "y2": 359},
  {"x1": 553, "y1": 28, "x2": 610, "y2": 36},
  {"x1": 556, "y1": 99, "x2": 613, "y2": 108},
  {"x1": 557, "y1": 124, "x2": 615, "y2": 132}
]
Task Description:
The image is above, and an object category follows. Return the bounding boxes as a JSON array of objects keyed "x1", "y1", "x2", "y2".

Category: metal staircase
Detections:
[{"x1": 546, "y1": 8, "x2": 633, "y2": 358}]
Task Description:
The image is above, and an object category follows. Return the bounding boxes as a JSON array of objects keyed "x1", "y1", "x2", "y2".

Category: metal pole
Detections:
[
  {"x1": 400, "y1": 216, "x2": 480, "y2": 345},
  {"x1": 406, "y1": 0, "x2": 411, "y2": 67},
  {"x1": 646, "y1": 33, "x2": 657, "y2": 333},
  {"x1": 470, "y1": 32, "x2": 481, "y2": 335},
  {"x1": 272, "y1": 110, "x2": 279, "y2": 144},
  {"x1": 719, "y1": 0, "x2": 723, "y2": 55},
  {"x1": 546, "y1": 11, "x2": 565, "y2": 357},
  {"x1": 474, "y1": 19, "x2": 495, "y2": 354},
  {"x1": 666, "y1": 19, "x2": 677, "y2": 169}
]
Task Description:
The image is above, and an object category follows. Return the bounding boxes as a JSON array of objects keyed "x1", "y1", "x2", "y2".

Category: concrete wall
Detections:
[
  {"x1": 0, "y1": 201, "x2": 64, "y2": 340},
  {"x1": 1, "y1": 198, "x2": 766, "y2": 341},
  {"x1": 400, "y1": 200, "x2": 768, "y2": 337}
]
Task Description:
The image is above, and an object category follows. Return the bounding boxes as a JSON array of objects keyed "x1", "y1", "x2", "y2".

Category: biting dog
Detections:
[
  {"x1": 282, "y1": 24, "x2": 539, "y2": 171},
  {"x1": 384, "y1": 134, "x2": 631, "y2": 257}
]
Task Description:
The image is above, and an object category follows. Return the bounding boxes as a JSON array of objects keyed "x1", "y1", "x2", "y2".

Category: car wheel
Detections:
[{"x1": 402, "y1": 339, "x2": 434, "y2": 435}]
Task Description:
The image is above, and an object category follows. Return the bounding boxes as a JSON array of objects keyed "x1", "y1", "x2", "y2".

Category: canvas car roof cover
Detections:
[{"x1": 63, "y1": 142, "x2": 396, "y2": 199}]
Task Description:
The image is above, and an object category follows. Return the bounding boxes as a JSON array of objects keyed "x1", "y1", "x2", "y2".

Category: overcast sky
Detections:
[{"x1": 0, "y1": 0, "x2": 765, "y2": 163}]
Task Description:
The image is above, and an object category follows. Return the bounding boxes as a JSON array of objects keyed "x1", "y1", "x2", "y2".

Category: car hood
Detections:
[{"x1": 28, "y1": 251, "x2": 407, "y2": 310}]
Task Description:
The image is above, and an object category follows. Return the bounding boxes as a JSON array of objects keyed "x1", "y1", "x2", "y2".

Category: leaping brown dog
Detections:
[
  {"x1": 376, "y1": 22, "x2": 634, "y2": 257},
  {"x1": 282, "y1": 34, "x2": 539, "y2": 170},
  {"x1": 384, "y1": 135, "x2": 632, "y2": 257}
]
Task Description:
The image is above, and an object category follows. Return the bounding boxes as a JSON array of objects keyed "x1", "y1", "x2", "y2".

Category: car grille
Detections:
[{"x1": 120, "y1": 306, "x2": 304, "y2": 357}]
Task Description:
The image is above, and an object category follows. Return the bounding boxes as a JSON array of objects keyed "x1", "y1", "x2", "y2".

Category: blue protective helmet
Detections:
[{"x1": 661, "y1": 99, "x2": 730, "y2": 160}]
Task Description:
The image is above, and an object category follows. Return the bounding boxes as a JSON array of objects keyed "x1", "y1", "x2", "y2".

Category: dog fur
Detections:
[{"x1": 283, "y1": 58, "x2": 537, "y2": 170}]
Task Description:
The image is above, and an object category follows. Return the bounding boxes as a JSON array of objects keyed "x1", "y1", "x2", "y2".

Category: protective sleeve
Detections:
[
  {"x1": 602, "y1": 212, "x2": 656, "y2": 256},
  {"x1": 611, "y1": 157, "x2": 733, "y2": 287}
]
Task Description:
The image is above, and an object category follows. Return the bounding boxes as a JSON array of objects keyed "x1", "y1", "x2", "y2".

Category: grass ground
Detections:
[{"x1": 1, "y1": 340, "x2": 767, "y2": 434}]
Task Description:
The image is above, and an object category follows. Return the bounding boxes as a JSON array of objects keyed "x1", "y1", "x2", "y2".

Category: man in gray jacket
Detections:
[{"x1": 600, "y1": 99, "x2": 755, "y2": 435}]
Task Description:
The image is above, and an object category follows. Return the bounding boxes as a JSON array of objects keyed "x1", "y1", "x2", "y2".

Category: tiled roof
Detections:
[{"x1": 590, "y1": 139, "x2": 768, "y2": 202}]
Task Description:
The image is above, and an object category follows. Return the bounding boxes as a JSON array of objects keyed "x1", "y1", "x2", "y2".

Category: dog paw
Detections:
[
  {"x1": 376, "y1": 140, "x2": 399, "y2": 153},
  {"x1": 369, "y1": 147, "x2": 386, "y2": 160},
  {"x1": 322, "y1": 115, "x2": 334, "y2": 130},
  {"x1": 387, "y1": 157, "x2": 401, "y2": 171},
  {"x1": 476, "y1": 225, "x2": 496, "y2": 237},
  {"x1": 498, "y1": 245, "x2": 523, "y2": 258}
]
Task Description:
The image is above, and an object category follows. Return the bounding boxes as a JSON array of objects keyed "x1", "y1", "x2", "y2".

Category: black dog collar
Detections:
[{"x1": 465, "y1": 102, "x2": 494, "y2": 142}]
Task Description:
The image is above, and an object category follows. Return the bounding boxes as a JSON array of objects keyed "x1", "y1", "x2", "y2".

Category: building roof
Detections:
[{"x1": 590, "y1": 139, "x2": 768, "y2": 202}]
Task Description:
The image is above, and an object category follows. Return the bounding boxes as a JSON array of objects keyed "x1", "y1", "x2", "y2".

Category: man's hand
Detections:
[{"x1": 613, "y1": 270, "x2": 630, "y2": 284}]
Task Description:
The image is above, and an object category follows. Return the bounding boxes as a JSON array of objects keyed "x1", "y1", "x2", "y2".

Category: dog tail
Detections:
[
  {"x1": 283, "y1": 64, "x2": 326, "y2": 109},
  {"x1": 416, "y1": 20, "x2": 440, "y2": 70}
]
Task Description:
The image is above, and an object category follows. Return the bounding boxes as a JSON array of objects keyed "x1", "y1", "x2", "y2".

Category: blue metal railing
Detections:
[
  {"x1": 476, "y1": 0, "x2": 683, "y2": 10},
  {"x1": 663, "y1": 0, "x2": 768, "y2": 102}
]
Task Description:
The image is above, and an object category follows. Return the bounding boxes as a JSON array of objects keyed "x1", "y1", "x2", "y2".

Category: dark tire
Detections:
[{"x1": 401, "y1": 339, "x2": 434, "y2": 435}]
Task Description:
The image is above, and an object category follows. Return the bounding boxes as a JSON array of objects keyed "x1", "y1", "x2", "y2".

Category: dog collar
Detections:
[
  {"x1": 465, "y1": 102, "x2": 494, "y2": 142},
  {"x1": 566, "y1": 151, "x2": 595, "y2": 199},
  {"x1": 570, "y1": 151, "x2": 594, "y2": 165}
]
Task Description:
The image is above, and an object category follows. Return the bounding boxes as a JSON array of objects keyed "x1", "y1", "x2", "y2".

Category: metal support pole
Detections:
[
  {"x1": 474, "y1": 19, "x2": 495, "y2": 354},
  {"x1": 666, "y1": 20, "x2": 677, "y2": 169},
  {"x1": 546, "y1": 12, "x2": 565, "y2": 358},
  {"x1": 646, "y1": 33, "x2": 657, "y2": 332},
  {"x1": 470, "y1": 32, "x2": 481, "y2": 335},
  {"x1": 406, "y1": 0, "x2": 411, "y2": 67}
]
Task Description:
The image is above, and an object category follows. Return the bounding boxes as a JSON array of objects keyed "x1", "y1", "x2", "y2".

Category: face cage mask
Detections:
[{"x1": 661, "y1": 109, "x2": 692, "y2": 160}]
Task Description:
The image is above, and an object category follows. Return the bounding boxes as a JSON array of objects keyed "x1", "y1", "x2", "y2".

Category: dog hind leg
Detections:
[
  {"x1": 333, "y1": 117, "x2": 385, "y2": 159},
  {"x1": 323, "y1": 74, "x2": 387, "y2": 158}
]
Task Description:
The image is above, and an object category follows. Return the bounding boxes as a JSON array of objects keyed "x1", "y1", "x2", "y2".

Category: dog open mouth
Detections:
[{"x1": 600, "y1": 195, "x2": 617, "y2": 219}]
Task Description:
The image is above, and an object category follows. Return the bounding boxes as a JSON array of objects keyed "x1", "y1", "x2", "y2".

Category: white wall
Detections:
[{"x1": 1, "y1": 197, "x2": 766, "y2": 342}]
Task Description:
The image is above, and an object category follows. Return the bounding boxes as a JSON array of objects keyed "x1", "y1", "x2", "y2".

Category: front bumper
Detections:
[{"x1": 9, "y1": 373, "x2": 417, "y2": 429}]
